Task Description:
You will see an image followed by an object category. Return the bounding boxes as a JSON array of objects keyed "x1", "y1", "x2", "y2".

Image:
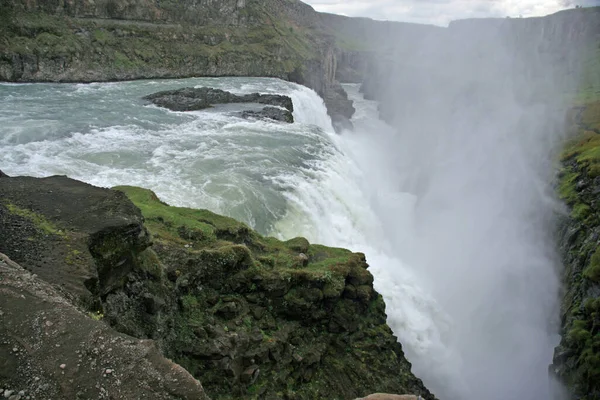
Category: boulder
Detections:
[
  {"x1": 241, "y1": 106, "x2": 294, "y2": 123},
  {"x1": 143, "y1": 87, "x2": 293, "y2": 113}
]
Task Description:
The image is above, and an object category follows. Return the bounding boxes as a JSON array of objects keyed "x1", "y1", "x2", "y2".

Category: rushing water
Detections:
[{"x1": 0, "y1": 77, "x2": 562, "y2": 400}]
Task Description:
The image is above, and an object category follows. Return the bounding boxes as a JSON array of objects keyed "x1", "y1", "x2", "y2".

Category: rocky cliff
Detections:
[
  {"x1": 0, "y1": 0, "x2": 356, "y2": 129},
  {"x1": 0, "y1": 173, "x2": 436, "y2": 400},
  {"x1": 552, "y1": 100, "x2": 600, "y2": 400},
  {"x1": 0, "y1": 251, "x2": 211, "y2": 400}
]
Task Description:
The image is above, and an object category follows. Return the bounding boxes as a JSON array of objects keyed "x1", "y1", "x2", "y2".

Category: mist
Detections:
[{"x1": 346, "y1": 11, "x2": 596, "y2": 400}]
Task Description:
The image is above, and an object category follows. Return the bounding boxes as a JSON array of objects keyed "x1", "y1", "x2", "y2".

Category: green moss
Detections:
[
  {"x1": 584, "y1": 297, "x2": 600, "y2": 313},
  {"x1": 568, "y1": 320, "x2": 592, "y2": 346},
  {"x1": 88, "y1": 310, "x2": 104, "y2": 321},
  {"x1": 0, "y1": 2, "x2": 14, "y2": 37},
  {"x1": 114, "y1": 186, "x2": 252, "y2": 245},
  {"x1": 137, "y1": 248, "x2": 164, "y2": 279},
  {"x1": 3, "y1": 202, "x2": 65, "y2": 237},
  {"x1": 108, "y1": 185, "x2": 419, "y2": 398},
  {"x1": 284, "y1": 237, "x2": 309, "y2": 253},
  {"x1": 581, "y1": 101, "x2": 600, "y2": 132},
  {"x1": 113, "y1": 50, "x2": 140, "y2": 69},
  {"x1": 92, "y1": 29, "x2": 112, "y2": 45},
  {"x1": 583, "y1": 246, "x2": 600, "y2": 282},
  {"x1": 65, "y1": 248, "x2": 84, "y2": 265},
  {"x1": 573, "y1": 203, "x2": 592, "y2": 220}
]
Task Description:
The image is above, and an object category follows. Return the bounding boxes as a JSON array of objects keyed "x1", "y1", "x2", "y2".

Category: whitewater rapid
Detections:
[{"x1": 0, "y1": 77, "x2": 562, "y2": 400}]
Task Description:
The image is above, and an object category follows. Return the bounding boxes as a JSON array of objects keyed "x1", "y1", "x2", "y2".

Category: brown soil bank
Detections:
[{"x1": 0, "y1": 173, "x2": 436, "y2": 400}]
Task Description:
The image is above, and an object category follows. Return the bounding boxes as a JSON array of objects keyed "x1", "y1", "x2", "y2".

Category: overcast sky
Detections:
[{"x1": 303, "y1": 0, "x2": 600, "y2": 26}]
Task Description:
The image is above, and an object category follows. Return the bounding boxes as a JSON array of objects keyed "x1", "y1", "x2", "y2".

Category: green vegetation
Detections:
[
  {"x1": 558, "y1": 100, "x2": 600, "y2": 223},
  {"x1": 88, "y1": 310, "x2": 105, "y2": 321},
  {"x1": 3, "y1": 202, "x2": 65, "y2": 237},
  {"x1": 0, "y1": 0, "x2": 14, "y2": 40},
  {"x1": 108, "y1": 185, "x2": 431, "y2": 399},
  {"x1": 113, "y1": 185, "x2": 249, "y2": 246},
  {"x1": 113, "y1": 186, "x2": 366, "y2": 285},
  {"x1": 583, "y1": 246, "x2": 600, "y2": 282},
  {"x1": 557, "y1": 54, "x2": 600, "y2": 395}
]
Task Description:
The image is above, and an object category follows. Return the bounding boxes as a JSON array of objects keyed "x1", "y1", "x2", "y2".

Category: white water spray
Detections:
[{"x1": 0, "y1": 74, "x2": 568, "y2": 400}]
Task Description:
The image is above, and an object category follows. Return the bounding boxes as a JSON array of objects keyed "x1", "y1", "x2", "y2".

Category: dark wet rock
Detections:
[
  {"x1": 324, "y1": 82, "x2": 355, "y2": 132},
  {"x1": 241, "y1": 106, "x2": 294, "y2": 123},
  {"x1": 143, "y1": 87, "x2": 293, "y2": 113}
]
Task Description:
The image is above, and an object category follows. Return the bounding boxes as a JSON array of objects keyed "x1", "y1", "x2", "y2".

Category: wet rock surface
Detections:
[
  {"x1": 144, "y1": 87, "x2": 294, "y2": 113},
  {"x1": 241, "y1": 106, "x2": 294, "y2": 123}
]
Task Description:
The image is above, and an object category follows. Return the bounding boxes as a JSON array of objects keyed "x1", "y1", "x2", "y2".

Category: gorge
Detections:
[{"x1": 1, "y1": 1, "x2": 600, "y2": 400}]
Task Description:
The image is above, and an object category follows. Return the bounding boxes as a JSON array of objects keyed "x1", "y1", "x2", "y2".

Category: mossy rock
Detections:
[
  {"x1": 113, "y1": 185, "x2": 436, "y2": 400},
  {"x1": 554, "y1": 95, "x2": 600, "y2": 399}
]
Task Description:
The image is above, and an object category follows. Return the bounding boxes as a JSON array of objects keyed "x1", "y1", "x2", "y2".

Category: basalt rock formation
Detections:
[
  {"x1": 144, "y1": 87, "x2": 294, "y2": 123},
  {"x1": 0, "y1": 174, "x2": 436, "y2": 400}
]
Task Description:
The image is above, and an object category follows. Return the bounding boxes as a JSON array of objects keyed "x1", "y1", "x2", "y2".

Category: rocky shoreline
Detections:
[{"x1": 0, "y1": 172, "x2": 435, "y2": 400}]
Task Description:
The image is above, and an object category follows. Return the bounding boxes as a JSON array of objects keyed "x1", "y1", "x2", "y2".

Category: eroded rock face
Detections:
[
  {"x1": 0, "y1": 252, "x2": 210, "y2": 400},
  {"x1": 0, "y1": 175, "x2": 150, "y2": 307},
  {"x1": 325, "y1": 82, "x2": 355, "y2": 132}
]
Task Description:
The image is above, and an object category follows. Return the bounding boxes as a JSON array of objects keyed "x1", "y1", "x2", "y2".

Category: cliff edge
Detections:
[{"x1": 0, "y1": 173, "x2": 436, "y2": 400}]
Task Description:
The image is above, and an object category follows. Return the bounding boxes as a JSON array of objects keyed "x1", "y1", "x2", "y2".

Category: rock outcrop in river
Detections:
[
  {"x1": 0, "y1": 174, "x2": 436, "y2": 400},
  {"x1": 144, "y1": 87, "x2": 295, "y2": 122}
]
